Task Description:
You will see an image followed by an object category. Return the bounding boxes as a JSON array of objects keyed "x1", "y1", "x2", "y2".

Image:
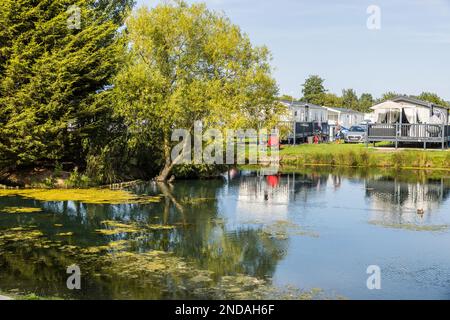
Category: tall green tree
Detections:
[
  {"x1": 301, "y1": 75, "x2": 326, "y2": 105},
  {"x1": 0, "y1": 0, "x2": 134, "y2": 169},
  {"x1": 417, "y1": 92, "x2": 449, "y2": 107},
  {"x1": 114, "y1": 1, "x2": 281, "y2": 182},
  {"x1": 278, "y1": 94, "x2": 296, "y2": 102},
  {"x1": 377, "y1": 91, "x2": 400, "y2": 103},
  {"x1": 359, "y1": 93, "x2": 373, "y2": 112},
  {"x1": 342, "y1": 89, "x2": 359, "y2": 111},
  {"x1": 322, "y1": 93, "x2": 343, "y2": 107}
]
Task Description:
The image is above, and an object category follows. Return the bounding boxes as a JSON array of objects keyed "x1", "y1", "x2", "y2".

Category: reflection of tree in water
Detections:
[
  {"x1": 365, "y1": 177, "x2": 450, "y2": 225},
  {"x1": 97, "y1": 180, "x2": 288, "y2": 279},
  {"x1": 0, "y1": 179, "x2": 288, "y2": 298},
  {"x1": 162, "y1": 179, "x2": 287, "y2": 279}
]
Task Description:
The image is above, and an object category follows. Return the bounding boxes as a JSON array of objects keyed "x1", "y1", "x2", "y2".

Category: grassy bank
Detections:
[{"x1": 280, "y1": 144, "x2": 450, "y2": 170}]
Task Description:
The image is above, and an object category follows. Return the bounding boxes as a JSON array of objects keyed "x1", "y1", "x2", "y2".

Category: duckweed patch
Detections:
[
  {"x1": 96, "y1": 221, "x2": 141, "y2": 235},
  {"x1": 96, "y1": 220, "x2": 176, "y2": 235},
  {"x1": 56, "y1": 232, "x2": 74, "y2": 237},
  {"x1": 369, "y1": 221, "x2": 449, "y2": 232},
  {"x1": 81, "y1": 240, "x2": 130, "y2": 254},
  {"x1": 0, "y1": 227, "x2": 44, "y2": 246},
  {"x1": 0, "y1": 224, "x2": 331, "y2": 300},
  {"x1": 0, "y1": 189, "x2": 161, "y2": 204},
  {"x1": 1, "y1": 207, "x2": 43, "y2": 214},
  {"x1": 259, "y1": 220, "x2": 319, "y2": 240},
  {"x1": 97, "y1": 249, "x2": 324, "y2": 300}
]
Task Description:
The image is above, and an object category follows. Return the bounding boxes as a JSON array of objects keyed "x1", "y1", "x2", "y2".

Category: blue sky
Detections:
[{"x1": 136, "y1": 0, "x2": 450, "y2": 100}]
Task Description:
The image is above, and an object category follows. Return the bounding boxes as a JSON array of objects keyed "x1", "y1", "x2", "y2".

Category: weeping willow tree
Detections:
[
  {"x1": 114, "y1": 1, "x2": 284, "y2": 182},
  {"x1": 0, "y1": 0, "x2": 134, "y2": 170}
]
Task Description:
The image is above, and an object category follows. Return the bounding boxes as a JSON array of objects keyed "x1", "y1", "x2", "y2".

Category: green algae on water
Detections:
[
  {"x1": 1, "y1": 207, "x2": 43, "y2": 214},
  {"x1": 369, "y1": 221, "x2": 449, "y2": 232},
  {"x1": 56, "y1": 232, "x2": 74, "y2": 237},
  {"x1": 0, "y1": 227, "x2": 44, "y2": 243},
  {"x1": 81, "y1": 240, "x2": 130, "y2": 254},
  {"x1": 0, "y1": 189, "x2": 161, "y2": 204},
  {"x1": 259, "y1": 220, "x2": 319, "y2": 240},
  {"x1": 0, "y1": 225, "x2": 332, "y2": 300},
  {"x1": 95, "y1": 220, "x2": 142, "y2": 235},
  {"x1": 95, "y1": 220, "x2": 176, "y2": 236}
]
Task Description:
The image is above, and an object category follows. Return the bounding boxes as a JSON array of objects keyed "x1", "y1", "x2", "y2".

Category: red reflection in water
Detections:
[{"x1": 266, "y1": 175, "x2": 279, "y2": 188}]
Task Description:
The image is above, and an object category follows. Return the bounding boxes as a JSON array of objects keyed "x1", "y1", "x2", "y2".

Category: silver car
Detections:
[{"x1": 344, "y1": 126, "x2": 366, "y2": 143}]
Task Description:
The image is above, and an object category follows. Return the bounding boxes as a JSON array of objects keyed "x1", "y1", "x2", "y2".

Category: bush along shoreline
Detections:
[
  {"x1": 1, "y1": 144, "x2": 449, "y2": 189},
  {"x1": 0, "y1": 164, "x2": 230, "y2": 189}
]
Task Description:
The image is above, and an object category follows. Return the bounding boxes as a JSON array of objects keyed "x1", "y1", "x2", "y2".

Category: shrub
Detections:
[{"x1": 67, "y1": 168, "x2": 92, "y2": 188}]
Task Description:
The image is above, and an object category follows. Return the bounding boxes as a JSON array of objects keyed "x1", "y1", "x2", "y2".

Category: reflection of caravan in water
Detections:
[
  {"x1": 234, "y1": 171, "x2": 328, "y2": 223},
  {"x1": 365, "y1": 177, "x2": 450, "y2": 225}
]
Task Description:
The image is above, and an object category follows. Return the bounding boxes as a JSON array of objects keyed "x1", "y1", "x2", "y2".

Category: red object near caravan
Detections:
[{"x1": 313, "y1": 135, "x2": 319, "y2": 144}]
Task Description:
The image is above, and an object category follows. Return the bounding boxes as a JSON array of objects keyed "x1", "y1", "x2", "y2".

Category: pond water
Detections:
[{"x1": 1, "y1": 168, "x2": 450, "y2": 300}]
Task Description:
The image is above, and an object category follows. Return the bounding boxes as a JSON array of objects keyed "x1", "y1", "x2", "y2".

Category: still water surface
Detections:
[{"x1": 1, "y1": 169, "x2": 449, "y2": 299}]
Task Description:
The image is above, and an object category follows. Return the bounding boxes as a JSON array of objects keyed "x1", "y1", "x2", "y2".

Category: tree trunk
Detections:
[
  {"x1": 156, "y1": 129, "x2": 191, "y2": 182},
  {"x1": 156, "y1": 162, "x2": 173, "y2": 182},
  {"x1": 156, "y1": 135, "x2": 173, "y2": 182}
]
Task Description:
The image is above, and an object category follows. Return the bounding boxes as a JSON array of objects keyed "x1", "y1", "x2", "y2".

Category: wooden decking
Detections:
[
  {"x1": 366, "y1": 123, "x2": 450, "y2": 149},
  {"x1": 283, "y1": 121, "x2": 329, "y2": 144}
]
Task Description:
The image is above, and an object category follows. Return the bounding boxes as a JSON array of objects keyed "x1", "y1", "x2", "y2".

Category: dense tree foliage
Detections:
[
  {"x1": 0, "y1": 0, "x2": 133, "y2": 170},
  {"x1": 0, "y1": 0, "x2": 284, "y2": 184},
  {"x1": 417, "y1": 92, "x2": 449, "y2": 107},
  {"x1": 341, "y1": 89, "x2": 359, "y2": 111},
  {"x1": 322, "y1": 93, "x2": 343, "y2": 108},
  {"x1": 377, "y1": 91, "x2": 401, "y2": 103},
  {"x1": 358, "y1": 93, "x2": 374, "y2": 112},
  {"x1": 301, "y1": 75, "x2": 326, "y2": 105},
  {"x1": 278, "y1": 94, "x2": 296, "y2": 102},
  {"x1": 114, "y1": 2, "x2": 282, "y2": 181}
]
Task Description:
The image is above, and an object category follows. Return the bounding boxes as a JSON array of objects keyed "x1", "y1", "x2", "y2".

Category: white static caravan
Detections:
[
  {"x1": 279, "y1": 100, "x2": 328, "y2": 123},
  {"x1": 370, "y1": 96, "x2": 449, "y2": 125},
  {"x1": 366, "y1": 96, "x2": 450, "y2": 149},
  {"x1": 278, "y1": 100, "x2": 329, "y2": 143},
  {"x1": 325, "y1": 107, "x2": 365, "y2": 128}
]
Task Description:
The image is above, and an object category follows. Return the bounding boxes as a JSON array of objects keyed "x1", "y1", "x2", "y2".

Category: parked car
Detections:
[
  {"x1": 344, "y1": 126, "x2": 366, "y2": 143},
  {"x1": 336, "y1": 127, "x2": 349, "y2": 140}
]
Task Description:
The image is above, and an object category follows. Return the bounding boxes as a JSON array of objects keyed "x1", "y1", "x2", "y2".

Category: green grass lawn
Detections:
[
  {"x1": 279, "y1": 143, "x2": 450, "y2": 170},
  {"x1": 281, "y1": 143, "x2": 368, "y2": 155}
]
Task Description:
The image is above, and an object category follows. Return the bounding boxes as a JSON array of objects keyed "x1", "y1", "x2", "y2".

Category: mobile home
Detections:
[
  {"x1": 366, "y1": 96, "x2": 450, "y2": 149},
  {"x1": 279, "y1": 100, "x2": 329, "y2": 144}
]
